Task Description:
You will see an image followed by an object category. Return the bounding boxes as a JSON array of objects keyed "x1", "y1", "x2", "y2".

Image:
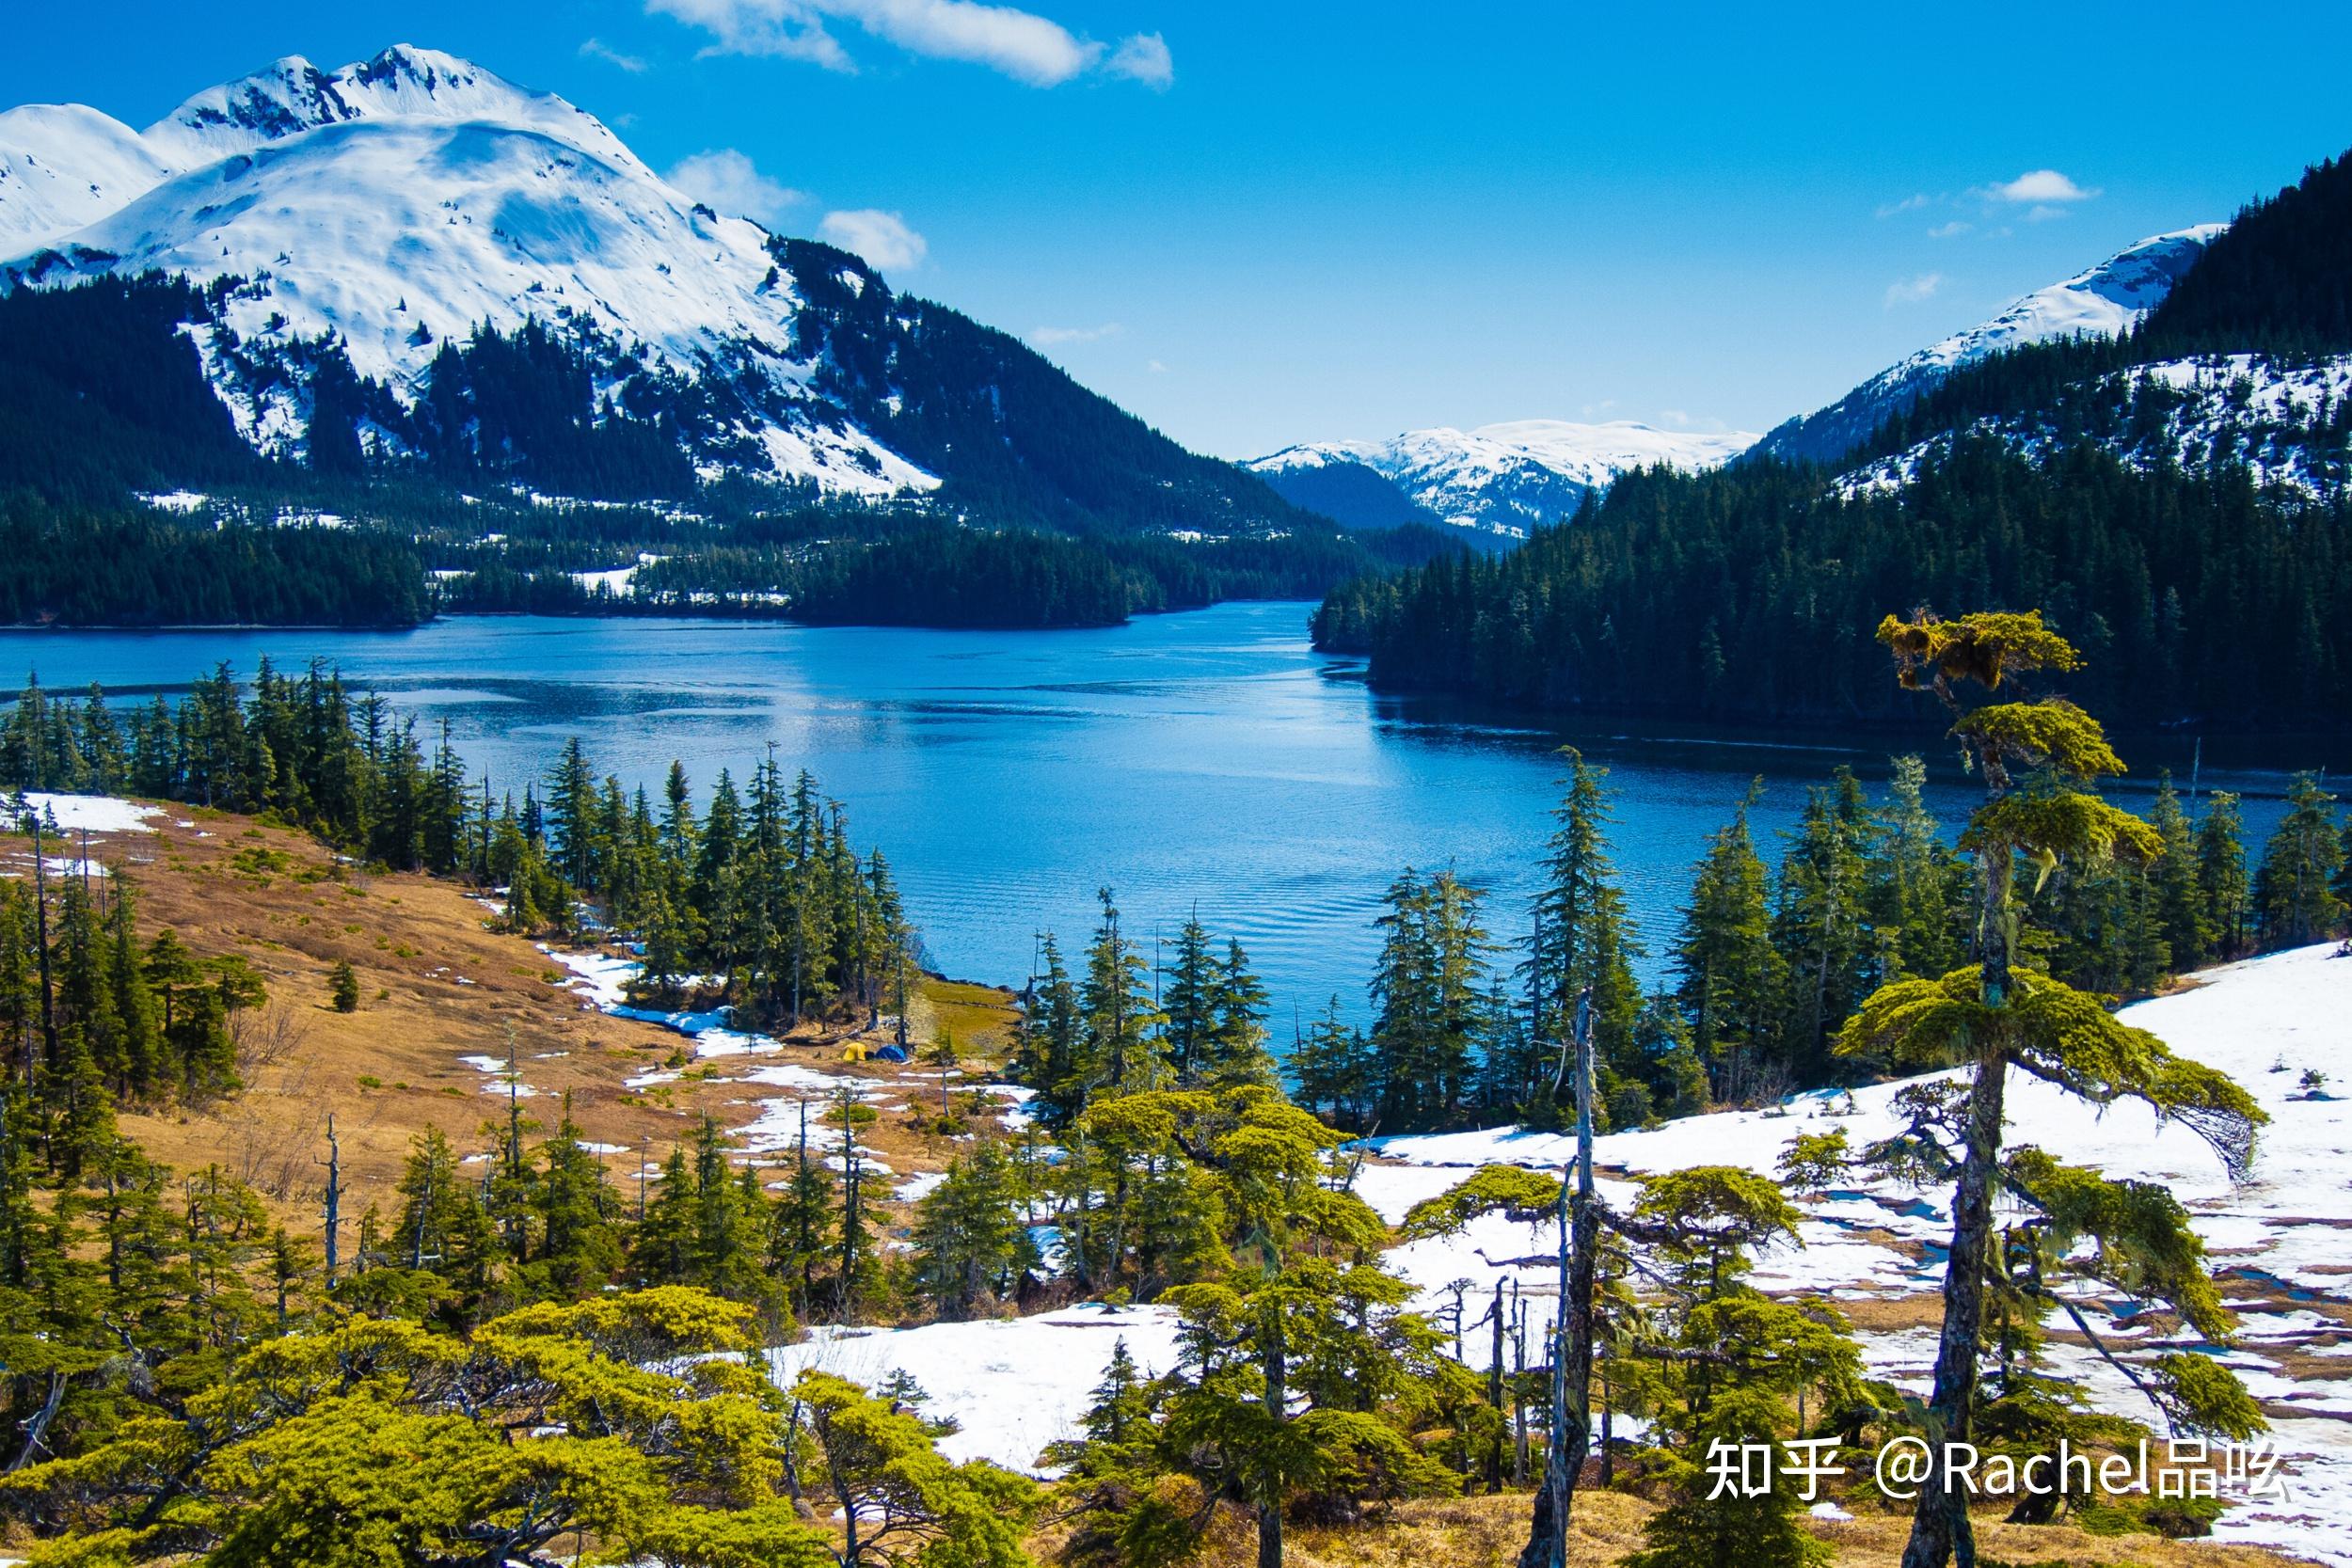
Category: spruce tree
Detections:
[
  {"x1": 2254, "y1": 771, "x2": 2345, "y2": 945},
  {"x1": 1674, "y1": 796, "x2": 1780, "y2": 1102},
  {"x1": 2195, "y1": 791, "x2": 2252, "y2": 958},
  {"x1": 1846, "y1": 610, "x2": 2266, "y2": 1568},
  {"x1": 2148, "y1": 771, "x2": 2214, "y2": 969},
  {"x1": 328, "y1": 959, "x2": 359, "y2": 1014}
]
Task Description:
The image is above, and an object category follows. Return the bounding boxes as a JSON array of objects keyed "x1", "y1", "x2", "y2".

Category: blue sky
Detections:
[{"x1": 8, "y1": 2, "x2": 2349, "y2": 459}]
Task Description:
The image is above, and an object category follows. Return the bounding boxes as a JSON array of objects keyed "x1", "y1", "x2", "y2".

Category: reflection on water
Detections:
[{"x1": 0, "y1": 605, "x2": 2328, "y2": 1024}]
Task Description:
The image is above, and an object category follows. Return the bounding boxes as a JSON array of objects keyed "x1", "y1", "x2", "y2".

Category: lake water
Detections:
[{"x1": 0, "y1": 604, "x2": 2325, "y2": 1025}]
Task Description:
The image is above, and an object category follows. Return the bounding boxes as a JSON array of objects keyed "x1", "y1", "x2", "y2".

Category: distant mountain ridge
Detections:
[{"x1": 1249, "y1": 419, "x2": 1758, "y2": 538}]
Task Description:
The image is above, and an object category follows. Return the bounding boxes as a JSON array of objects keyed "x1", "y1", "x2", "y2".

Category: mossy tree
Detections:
[{"x1": 1840, "y1": 610, "x2": 2266, "y2": 1568}]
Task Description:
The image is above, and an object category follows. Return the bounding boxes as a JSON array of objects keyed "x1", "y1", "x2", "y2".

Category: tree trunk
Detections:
[
  {"x1": 1486, "y1": 1289, "x2": 1507, "y2": 1492},
  {"x1": 1520, "y1": 991, "x2": 1596, "y2": 1568},
  {"x1": 1902, "y1": 840, "x2": 2013, "y2": 1568},
  {"x1": 1260, "y1": 1303, "x2": 1286, "y2": 1568}
]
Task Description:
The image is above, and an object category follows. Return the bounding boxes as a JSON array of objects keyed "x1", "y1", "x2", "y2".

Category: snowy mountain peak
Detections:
[
  {"x1": 1250, "y1": 419, "x2": 1757, "y2": 537},
  {"x1": 0, "y1": 46, "x2": 937, "y2": 498},
  {"x1": 142, "y1": 44, "x2": 647, "y2": 179},
  {"x1": 1911, "y1": 224, "x2": 2227, "y2": 374},
  {"x1": 1753, "y1": 225, "x2": 2227, "y2": 465}
]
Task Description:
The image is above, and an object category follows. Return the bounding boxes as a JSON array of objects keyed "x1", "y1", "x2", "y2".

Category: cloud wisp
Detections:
[
  {"x1": 580, "y1": 37, "x2": 651, "y2": 71},
  {"x1": 666, "y1": 150, "x2": 808, "y2": 227},
  {"x1": 1028, "y1": 323, "x2": 1124, "y2": 347},
  {"x1": 647, "y1": 0, "x2": 1171, "y2": 87},
  {"x1": 1883, "y1": 271, "x2": 1945, "y2": 308},
  {"x1": 819, "y1": 208, "x2": 929, "y2": 271}
]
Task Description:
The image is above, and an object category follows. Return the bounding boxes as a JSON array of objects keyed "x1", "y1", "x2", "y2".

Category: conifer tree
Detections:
[
  {"x1": 1772, "y1": 769, "x2": 1879, "y2": 1081},
  {"x1": 2148, "y1": 771, "x2": 2215, "y2": 970},
  {"x1": 1674, "y1": 796, "x2": 1780, "y2": 1102},
  {"x1": 1074, "y1": 890, "x2": 1162, "y2": 1102},
  {"x1": 1870, "y1": 754, "x2": 1967, "y2": 981},
  {"x1": 1202, "y1": 938, "x2": 1275, "y2": 1087},
  {"x1": 2196, "y1": 791, "x2": 2252, "y2": 958},
  {"x1": 1843, "y1": 610, "x2": 2265, "y2": 1568},
  {"x1": 913, "y1": 1142, "x2": 1035, "y2": 1319},
  {"x1": 328, "y1": 959, "x2": 359, "y2": 1013},
  {"x1": 2255, "y1": 771, "x2": 2345, "y2": 945},
  {"x1": 1289, "y1": 995, "x2": 1371, "y2": 1128},
  {"x1": 768, "y1": 1098, "x2": 836, "y2": 1320}
]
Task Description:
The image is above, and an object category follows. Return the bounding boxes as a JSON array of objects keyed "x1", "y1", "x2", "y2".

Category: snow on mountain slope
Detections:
[
  {"x1": 142, "y1": 45, "x2": 650, "y2": 177},
  {"x1": 1754, "y1": 226, "x2": 2227, "y2": 466},
  {"x1": 0, "y1": 103, "x2": 173, "y2": 254},
  {"x1": 1250, "y1": 419, "x2": 1757, "y2": 537},
  {"x1": 1839, "y1": 351, "x2": 2352, "y2": 500},
  {"x1": 0, "y1": 45, "x2": 932, "y2": 496}
]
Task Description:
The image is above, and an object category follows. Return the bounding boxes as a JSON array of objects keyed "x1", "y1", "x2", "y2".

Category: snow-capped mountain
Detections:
[
  {"x1": 1249, "y1": 420, "x2": 1757, "y2": 537},
  {"x1": 0, "y1": 45, "x2": 930, "y2": 494},
  {"x1": 1, "y1": 46, "x2": 1304, "y2": 531},
  {"x1": 1752, "y1": 226, "x2": 2226, "y2": 466}
]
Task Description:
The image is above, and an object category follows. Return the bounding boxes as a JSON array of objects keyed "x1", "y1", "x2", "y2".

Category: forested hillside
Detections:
[{"x1": 1313, "y1": 438, "x2": 2350, "y2": 729}]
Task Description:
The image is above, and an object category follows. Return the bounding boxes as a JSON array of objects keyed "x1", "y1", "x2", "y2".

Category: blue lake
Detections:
[{"x1": 0, "y1": 603, "x2": 2324, "y2": 1025}]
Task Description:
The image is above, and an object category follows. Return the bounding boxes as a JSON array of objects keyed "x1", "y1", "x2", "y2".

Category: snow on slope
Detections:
[
  {"x1": 1841, "y1": 351, "x2": 2352, "y2": 500},
  {"x1": 1753, "y1": 226, "x2": 2226, "y2": 466},
  {"x1": 770, "y1": 1307, "x2": 1187, "y2": 1471},
  {"x1": 0, "y1": 103, "x2": 173, "y2": 255},
  {"x1": 1250, "y1": 419, "x2": 1757, "y2": 536},
  {"x1": 1371, "y1": 942, "x2": 2352, "y2": 1562},
  {"x1": 0, "y1": 45, "x2": 937, "y2": 497}
]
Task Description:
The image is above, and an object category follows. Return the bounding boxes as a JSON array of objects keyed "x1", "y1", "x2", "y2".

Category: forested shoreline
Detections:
[{"x1": 1314, "y1": 438, "x2": 2352, "y2": 732}]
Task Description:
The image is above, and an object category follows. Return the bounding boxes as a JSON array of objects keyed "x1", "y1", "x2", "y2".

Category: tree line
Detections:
[
  {"x1": 1283, "y1": 748, "x2": 2347, "y2": 1139},
  {"x1": 1313, "y1": 437, "x2": 2352, "y2": 729}
]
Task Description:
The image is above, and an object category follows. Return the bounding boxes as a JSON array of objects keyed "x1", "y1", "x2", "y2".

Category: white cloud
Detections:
[
  {"x1": 1657, "y1": 408, "x2": 1692, "y2": 428},
  {"x1": 1927, "y1": 219, "x2": 1972, "y2": 239},
  {"x1": 648, "y1": 0, "x2": 853, "y2": 67},
  {"x1": 1106, "y1": 32, "x2": 1173, "y2": 88},
  {"x1": 1146, "y1": 358, "x2": 1168, "y2": 373},
  {"x1": 648, "y1": 0, "x2": 1170, "y2": 87},
  {"x1": 1028, "y1": 323, "x2": 1123, "y2": 346},
  {"x1": 666, "y1": 150, "x2": 807, "y2": 226},
  {"x1": 1875, "y1": 193, "x2": 1930, "y2": 219},
  {"x1": 1580, "y1": 398, "x2": 1617, "y2": 417},
  {"x1": 1883, "y1": 272, "x2": 1945, "y2": 308},
  {"x1": 580, "y1": 37, "x2": 651, "y2": 71},
  {"x1": 819, "y1": 208, "x2": 928, "y2": 271},
  {"x1": 1985, "y1": 168, "x2": 2098, "y2": 204}
]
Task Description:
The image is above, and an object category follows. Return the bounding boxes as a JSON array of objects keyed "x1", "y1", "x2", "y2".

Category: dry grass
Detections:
[
  {"x1": 84, "y1": 806, "x2": 1013, "y2": 1231},
  {"x1": 1094, "y1": 1490, "x2": 2324, "y2": 1568}
]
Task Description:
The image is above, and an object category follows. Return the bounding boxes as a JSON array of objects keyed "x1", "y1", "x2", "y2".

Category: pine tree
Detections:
[
  {"x1": 1846, "y1": 610, "x2": 2266, "y2": 1568},
  {"x1": 1870, "y1": 755, "x2": 1967, "y2": 980},
  {"x1": 1202, "y1": 938, "x2": 1275, "y2": 1087},
  {"x1": 2196, "y1": 791, "x2": 2252, "y2": 958},
  {"x1": 2148, "y1": 771, "x2": 2214, "y2": 969},
  {"x1": 328, "y1": 959, "x2": 359, "y2": 1014},
  {"x1": 1771, "y1": 769, "x2": 1878, "y2": 1082},
  {"x1": 2254, "y1": 771, "x2": 2344, "y2": 946},
  {"x1": 1674, "y1": 796, "x2": 1781, "y2": 1102},
  {"x1": 913, "y1": 1143, "x2": 1034, "y2": 1319},
  {"x1": 1288, "y1": 995, "x2": 1370, "y2": 1129},
  {"x1": 1160, "y1": 913, "x2": 1216, "y2": 1086},
  {"x1": 1074, "y1": 890, "x2": 1162, "y2": 1102}
]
